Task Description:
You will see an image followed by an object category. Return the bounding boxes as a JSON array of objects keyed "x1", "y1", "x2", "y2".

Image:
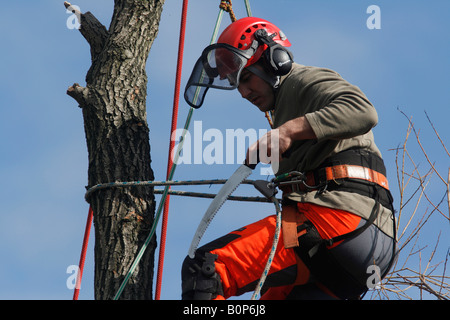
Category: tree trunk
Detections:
[{"x1": 65, "y1": 0, "x2": 165, "y2": 299}]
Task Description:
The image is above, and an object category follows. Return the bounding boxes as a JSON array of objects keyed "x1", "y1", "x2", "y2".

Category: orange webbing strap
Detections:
[
  {"x1": 281, "y1": 204, "x2": 308, "y2": 249},
  {"x1": 325, "y1": 164, "x2": 389, "y2": 190}
]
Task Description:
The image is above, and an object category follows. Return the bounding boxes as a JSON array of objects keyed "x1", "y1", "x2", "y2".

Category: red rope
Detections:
[
  {"x1": 73, "y1": 205, "x2": 94, "y2": 300},
  {"x1": 155, "y1": 0, "x2": 189, "y2": 300}
]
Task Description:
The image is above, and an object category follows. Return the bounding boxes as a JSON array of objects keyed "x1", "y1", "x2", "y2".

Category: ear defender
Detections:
[{"x1": 254, "y1": 29, "x2": 294, "y2": 76}]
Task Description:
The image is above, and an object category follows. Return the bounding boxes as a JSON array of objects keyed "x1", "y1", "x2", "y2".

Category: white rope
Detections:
[{"x1": 251, "y1": 196, "x2": 282, "y2": 300}]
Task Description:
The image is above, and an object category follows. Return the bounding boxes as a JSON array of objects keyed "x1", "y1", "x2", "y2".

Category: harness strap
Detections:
[
  {"x1": 281, "y1": 204, "x2": 308, "y2": 248},
  {"x1": 309, "y1": 189, "x2": 381, "y2": 256},
  {"x1": 279, "y1": 148, "x2": 394, "y2": 211},
  {"x1": 291, "y1": 193, "x2": 384, "y2": 300},
  {"x1": 325, "y1": 164, "x2": 389, "y2": 190}
]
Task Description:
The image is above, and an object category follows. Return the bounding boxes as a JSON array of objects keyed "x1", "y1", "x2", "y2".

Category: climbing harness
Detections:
[
  {"x1": 273, "y1": 148, "x2": 395, "y2": 211},
  {"x1": 266, "y1": 148, "x2": 397, "y2": 299}
]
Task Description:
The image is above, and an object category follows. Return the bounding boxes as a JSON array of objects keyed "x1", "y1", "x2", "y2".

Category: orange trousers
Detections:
[{"x1": 188, "y1": 203, "x2": 361, "y2": 300}]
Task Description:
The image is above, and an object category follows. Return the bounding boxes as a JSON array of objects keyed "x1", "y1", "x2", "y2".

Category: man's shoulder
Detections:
[
  {"x1": 289, "y1": 63, "x2": 342, "y2": 80},
  {"x1": 279, "y1": 63, "x2": 343, "y2": 91}
]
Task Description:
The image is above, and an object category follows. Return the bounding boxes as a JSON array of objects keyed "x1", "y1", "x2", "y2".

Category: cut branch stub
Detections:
[
  {"x1": 64, "y1": 1, "x2": 108, "y2": 60},
  {"x1": 67, "y1": 83, "x2": 89, "y2": 108}
]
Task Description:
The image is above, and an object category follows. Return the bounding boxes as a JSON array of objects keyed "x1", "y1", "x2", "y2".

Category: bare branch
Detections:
[
  {"x1": 67, "y1": 83, "x2": 89, "y2": 107},
  {"x1": 376, "y1": 110, "x2": 450, "y2": 300},
  {"x1": 64, "y1": 2, "x2": 108, "y2": 59}
]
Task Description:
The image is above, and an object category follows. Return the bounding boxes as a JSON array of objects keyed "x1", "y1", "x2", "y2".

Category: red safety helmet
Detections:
[
  {"x1": 184, "y1": 17, "x2": 293, "y2": 108},
  {"x1": 217, "y1": 17, "x2": 292, "y2": 69}
]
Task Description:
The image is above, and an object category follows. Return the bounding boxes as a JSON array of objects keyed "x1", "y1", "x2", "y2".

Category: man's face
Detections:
[{"x1": 237, "y1": 65, "x2": 275, "y2": 112}]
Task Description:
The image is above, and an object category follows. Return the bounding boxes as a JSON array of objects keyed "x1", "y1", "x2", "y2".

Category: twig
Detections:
[
  {"x1": 447, "y1": 168, "x2": 450, "y2": 222},
  {"x1": 425, "y1": 111, "x2": 450, "y2": 158},
  {"x1": 400, "y1": 110, "x2": 447, "y2": 184}
]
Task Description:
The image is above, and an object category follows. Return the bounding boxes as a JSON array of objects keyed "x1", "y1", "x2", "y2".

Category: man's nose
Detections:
[{"x1": 238, "y1": 84, "x2": 251, "y2": 99}]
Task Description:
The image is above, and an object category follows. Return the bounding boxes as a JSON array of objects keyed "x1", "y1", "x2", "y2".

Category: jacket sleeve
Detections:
[{"x1": 301, "y1": 68, "x2": 378, "y2": 141}]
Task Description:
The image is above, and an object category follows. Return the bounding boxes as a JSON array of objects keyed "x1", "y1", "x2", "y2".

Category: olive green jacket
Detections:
[{"x1": 272, "y1": 63, "x2": 394, "y2": 238}]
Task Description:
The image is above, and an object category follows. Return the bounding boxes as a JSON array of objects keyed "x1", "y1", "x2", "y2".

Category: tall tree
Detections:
[{"x1": 65, "y1": 0, "x2": 165, "y2": 299}]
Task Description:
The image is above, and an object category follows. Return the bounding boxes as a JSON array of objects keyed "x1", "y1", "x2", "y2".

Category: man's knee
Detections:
[{"x1": 181, "y1": 252, "x2": 224, "y2": 300}]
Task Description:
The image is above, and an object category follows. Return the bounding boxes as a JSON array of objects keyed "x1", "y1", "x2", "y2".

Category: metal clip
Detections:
[
  {"x1": 272, "y1": 171, "x2": 306, "y2": 184},
  {"x1": 253, "y1": 180, "x2": 278, "y2": 199}
]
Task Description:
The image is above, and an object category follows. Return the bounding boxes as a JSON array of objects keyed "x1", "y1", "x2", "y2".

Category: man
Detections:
[{"x1": 182, "y1": 17, "x2": 396, "y2": 300}]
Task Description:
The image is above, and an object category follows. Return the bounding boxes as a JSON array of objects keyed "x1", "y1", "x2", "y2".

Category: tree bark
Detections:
[{"x1": 65, "y1": 0, "x2": 165, "y2": 299}]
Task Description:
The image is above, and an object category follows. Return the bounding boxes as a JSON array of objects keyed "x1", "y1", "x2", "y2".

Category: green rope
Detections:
[{"x1": 244, "y1": 0, "x2": 252, "y2": 17}]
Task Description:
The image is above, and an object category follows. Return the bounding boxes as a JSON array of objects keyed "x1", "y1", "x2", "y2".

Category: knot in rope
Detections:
[{"x1": 219, "y1": 0, "x2": 237, "y2": 22}]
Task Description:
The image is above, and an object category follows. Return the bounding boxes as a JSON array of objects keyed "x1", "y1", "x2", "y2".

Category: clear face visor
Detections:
[{"x1": 184, "y1": 43, "x2": 256, "y2": 108}]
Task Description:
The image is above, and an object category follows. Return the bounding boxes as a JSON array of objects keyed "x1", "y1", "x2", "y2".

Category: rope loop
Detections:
[{"x1": 219, "y1": 0, "x2": 237, "y2": 22}]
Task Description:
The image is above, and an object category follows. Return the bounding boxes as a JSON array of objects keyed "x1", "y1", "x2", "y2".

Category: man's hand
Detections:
[{"x1": 245, "y1": 116, "x2": 317, "y2": 166}]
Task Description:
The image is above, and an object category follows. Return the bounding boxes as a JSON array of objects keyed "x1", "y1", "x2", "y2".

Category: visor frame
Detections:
[
  {"x1": 200, "y1": 41, "x2": 259, "y2": 87},
  {"x1": 184, "y1": 40, "x2": 259, "y2": 108}
]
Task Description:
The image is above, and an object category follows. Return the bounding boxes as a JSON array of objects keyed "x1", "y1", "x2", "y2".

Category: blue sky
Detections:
[{"x1": 0, "y1": 1, "x2": 448, "y2": 300}]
